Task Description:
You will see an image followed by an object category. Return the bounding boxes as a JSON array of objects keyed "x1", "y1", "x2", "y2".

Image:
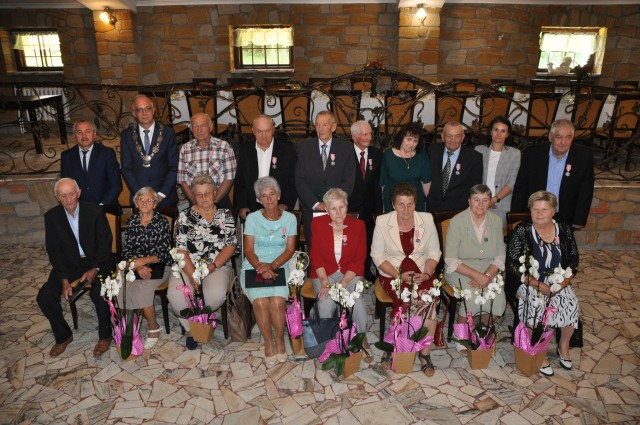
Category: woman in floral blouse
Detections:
[
  {"x1": 167, "y1": 175, "x2": 237, "y2": 350},
  {"x1": 120, "y1": 186, "x2": 172, "y2": 350}
]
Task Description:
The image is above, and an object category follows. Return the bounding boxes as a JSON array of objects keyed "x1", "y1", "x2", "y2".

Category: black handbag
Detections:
[
  {"x1": 302, "y1": 303, "x2": 342, "y2": 358},
  {"x1": 554, "y1": 318, "x2": 584, "y2": 348}
]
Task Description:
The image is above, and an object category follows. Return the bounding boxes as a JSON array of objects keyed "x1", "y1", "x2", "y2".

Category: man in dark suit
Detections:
[
  {"x1": 348, "y1": 120, "x2": 382, "y2": 281},
  {"x1": 37, "y1": 178, "x2": 115, "y2": 357},
  {"x1": 512, "y1": 119, "x2": 594, "y2": 228},
  {"x1": 120, "y1": 95, "x2": 179, "y2": 206},
  {"x1": 295, "y1": 111, "x2": 356, "y2": 243},
  {"x1": 60, "y1": 119, "x2": 121, "y2": 205},
  {"x1": 235, "y1": 115, "x2": 297, "y2": 219},
  {"x1": 425, "y1": 121, "x2": 483, "y2": 213}
]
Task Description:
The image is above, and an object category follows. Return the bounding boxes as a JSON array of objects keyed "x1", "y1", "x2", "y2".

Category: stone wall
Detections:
[
  {"x1": 1, "y1": 3, "x2": 638, "y2": 87},
  {"x1": 1, "y1": 176, "x2": 637, "y2": 249}
]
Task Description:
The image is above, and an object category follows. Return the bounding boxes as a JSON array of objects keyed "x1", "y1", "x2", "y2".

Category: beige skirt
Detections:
[{"x1": 115, "y1": 266, "x2": 171, "y2": 309}]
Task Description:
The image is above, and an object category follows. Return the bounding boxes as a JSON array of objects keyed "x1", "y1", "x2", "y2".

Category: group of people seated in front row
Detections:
[{"x1": 39, "y1": 94, "x2": 593, "y2": 377}]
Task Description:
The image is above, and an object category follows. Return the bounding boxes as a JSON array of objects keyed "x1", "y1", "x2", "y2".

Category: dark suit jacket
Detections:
[
  {"x1": 348, "y1": 145, "x2": 383, "y2": 217},
  {"x1": 295, "y1": 137, "x2": 356, "y2": 238},
  {"x1": 45, "y1": 201, "x2": 114, "y2": 283},
  {"x1": 309, "y1": 215, "x2": 366, "y2": 278},
  {"x1": 425, "y1": 142, "x2": 483, "y2": 213},
  {"x1": 511, "y1": 143, "x2": 594, "y2": 227},
  {"x1": 120, "y1": 123, "x2": 179, "y2": 205},
  {"x1": 60, "y1": 143, "x2": 122, "y2": 205},
  {"x1": 234, "y1": 137, "x2": 298, "y2": 212}
]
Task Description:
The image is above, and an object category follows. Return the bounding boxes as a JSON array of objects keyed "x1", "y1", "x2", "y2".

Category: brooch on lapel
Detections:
[
  {"x1": 455, "y1": 163, "x2": 461, "y2": 176},
  {"x1": 483, "y1": 228, "x2": 489, "y2": 243},
  {"x1": 342, "y1": 235, "x2": 347, "y2": 246},
  {"x1": 272, "y1": 157, "x2": 278, "y2": 170},
  {"x1": 565, "y1": 164, "x2": 571, "y2": 177},
  {"x1": 282, "y1": 227, "x2": 287, "y2": 239},
  {"x1": 414, "y1": 229, "x2": 421, "y2": 244},
  {"x1": 330, "y1": 153, "x2": 336, "y2": 166},
  {"x1": 368, "y1": 158, "x2": 373, "y2": 171}
]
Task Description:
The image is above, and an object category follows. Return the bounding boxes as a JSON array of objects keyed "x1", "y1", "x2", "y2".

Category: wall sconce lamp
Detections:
[
  {"x1": 416, "y1": 4, "x2": 427, "y2": 24},
  {"x1": 99, "y1": 7, "x2": 117, "y2": 26}
]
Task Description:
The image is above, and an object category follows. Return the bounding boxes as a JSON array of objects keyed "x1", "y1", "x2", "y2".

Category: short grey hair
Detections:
[
  {"x1": 350, "y1": 120, "x2": 370, "y2": 137},
  {"x1": 190, "y1": 175, "x2": 216, "y2": 192},
  {"x1": 132, "y1": 94, "x2": 153, "y2": 109},
  {"x1": 54, "y1": 177, "x2": 80, "y2": 195},
  {"x1": 134, "y1": 186, "x2": 158, "y2": 203},
  {"x1": 469, "y1": 184, "x2": 492, "y2": 199},
  {"x1": 550, "y1": 119, "x2": 575, "y2": 137},
  {"x1": 253, "y1": 176, "x2": 281, "y2": 199},
  {"x1": 528, "y1": 190, "x2": 558, "y2": 211},
  {"x1": 72, "y1": 119, "x2": 96, "y2": 134},
  {"x1": 322, "y1": 187, "x2": 348, "y2": 209}
]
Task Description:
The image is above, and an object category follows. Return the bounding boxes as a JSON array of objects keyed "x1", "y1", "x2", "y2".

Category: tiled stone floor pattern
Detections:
[{"x1": 0, "y1": 245, "x2": 638, "y2": 424}]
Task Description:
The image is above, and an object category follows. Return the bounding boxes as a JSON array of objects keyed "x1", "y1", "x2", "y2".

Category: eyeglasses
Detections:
[
  {"x1": 194, "y1": 192, "x2": 214, "y2": 200},
  {"x1": 136, "y1": 198, "x2": 156, "y2": 204},
  {"x1": 134, "y1": 107, "x2": 153, "y2": 113}
]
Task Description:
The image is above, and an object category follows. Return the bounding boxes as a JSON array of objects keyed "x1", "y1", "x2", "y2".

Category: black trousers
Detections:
[{"x1": 37, "y1": 258, "x2": 112, "y2": 344}]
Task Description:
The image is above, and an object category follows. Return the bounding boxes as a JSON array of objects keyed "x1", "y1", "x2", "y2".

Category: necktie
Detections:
[
  {"x1": 82, "y1": 150, "x2": 88, "y2": 172},
  {"x1": 143, "y1": 129, "x2": 150, "y2": 155},
  {"x1": 321, "y1": 144, "x2": 328, "y2": 171},
  {"x1": 359, "y1": 151, "x2": 366, "y2": 179},
  {"x1": 442, "y1": 151, "x2": 454, "y2": 195}
]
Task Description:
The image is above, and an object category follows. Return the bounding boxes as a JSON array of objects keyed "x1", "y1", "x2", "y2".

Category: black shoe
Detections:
[{"x1": 186, "y1": 336, "x2": 198, "y2": 350}]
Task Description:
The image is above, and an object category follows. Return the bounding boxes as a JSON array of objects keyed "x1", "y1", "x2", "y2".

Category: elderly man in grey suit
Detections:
[{"x1": 295, "y1": 111, "x2": 356, "y2": 244}]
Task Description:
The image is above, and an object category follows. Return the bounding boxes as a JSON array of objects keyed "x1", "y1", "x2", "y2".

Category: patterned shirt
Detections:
[
  {"x1": 122, "y1": 211, "x2": 172, "y2": 265},
  {"x1": 177, "y1": 137, "x2": 237, "y2": 186},
  {"x1": 175, "y1": 207, "x2": 237, "y2": 266}
]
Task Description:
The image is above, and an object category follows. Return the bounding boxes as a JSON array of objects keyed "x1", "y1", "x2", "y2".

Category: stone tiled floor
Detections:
[{"x1": 0, "y1": 245, "x2": 638, "y2": 424}]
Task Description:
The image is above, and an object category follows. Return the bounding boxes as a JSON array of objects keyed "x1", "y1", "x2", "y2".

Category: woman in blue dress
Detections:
[
  {"x1": 241, "y1": 176, "x2": 297, "y2": 367},
  {"x1": 380, "y1": 122, "x2": 432, "y2": 212}
]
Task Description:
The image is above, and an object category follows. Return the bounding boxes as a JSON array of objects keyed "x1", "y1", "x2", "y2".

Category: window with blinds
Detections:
[
  {"x1": 11, "y1": 30, "x2": 63, "y2": 71},
  {"x1": 231, "y1": 26, "x2": 294, "y2": 70}
]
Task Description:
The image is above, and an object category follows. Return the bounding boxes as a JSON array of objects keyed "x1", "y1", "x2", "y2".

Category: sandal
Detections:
[
  {"x1": 144, "y1": 328, "x2": 161, "y2": 350},
  {"x1": 418, "y1": 353, "x2": 435, "y2": 377},
  {"x1": 380, "y1": 353, "x2": 392, "y2": 370}
]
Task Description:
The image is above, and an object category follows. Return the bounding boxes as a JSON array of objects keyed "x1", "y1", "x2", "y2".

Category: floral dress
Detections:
[
  {"x1": 512, "y1": 221, "x2": 580, "y2": 329},
  {"x1": 174, "y1": 207, "x2": 237, "y2": 266}
]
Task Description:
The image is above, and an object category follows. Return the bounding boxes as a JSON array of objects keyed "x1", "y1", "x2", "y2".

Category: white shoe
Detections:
[
  {"x1": 539, "y1": 362, "x2": 554, "y2": 377},
  {"x1": 144, "y1": 328, "x2": 160, "y2": 350},
  {"x1": 455, "y1": 343, "x2": 468, "y2": 355}
]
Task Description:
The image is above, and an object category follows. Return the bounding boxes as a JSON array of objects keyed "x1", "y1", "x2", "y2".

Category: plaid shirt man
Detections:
[{"x1": 177, "y1": 136, "x2": 236, "y2": 186}]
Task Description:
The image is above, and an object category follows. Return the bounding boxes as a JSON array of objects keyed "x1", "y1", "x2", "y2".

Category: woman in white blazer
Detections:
[
  {"x1": 475, "y1": 116, "x2": 521, "y2": 229},
  {"x1": 371, "y1": 183, "x2": 441, "y2": 376}
]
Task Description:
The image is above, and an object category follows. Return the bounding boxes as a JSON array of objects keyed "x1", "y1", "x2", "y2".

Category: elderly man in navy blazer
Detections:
[
  {"x1": 37, "y1": 178, "x2": 115, "y2": 357},
  {"x1": 295, "y1": 111, "x2": 355, "y2": 243},
  {"x1": 60, "y1": 119, "x2": 121, "y2": 205},
  {"x1": 425, "y1": 121, "x2": 483, "y2": 213},
  {"x1": 235, "y1": 115, "x2": 297, "y2": 219},
  {"x1": 347, "y1": 120, "x2": 382, "y2": 281},
  {"x1": 512, "y1": 119, "x2": 594, "y2": 228},
  {"x1": 120, "y1": 95, "x2": 179, "y2": 206}
]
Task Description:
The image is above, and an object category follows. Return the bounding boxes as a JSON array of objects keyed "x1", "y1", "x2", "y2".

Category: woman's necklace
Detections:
[
  {"x1": 402, "y1": 156, "x2": 412, "y2": 170},
  {"x1": 535, "y1": 224, "x2": 555, "y2": 243},
  {"x1": 262, "y1": 209, "x2": 281, "y2": 221}
]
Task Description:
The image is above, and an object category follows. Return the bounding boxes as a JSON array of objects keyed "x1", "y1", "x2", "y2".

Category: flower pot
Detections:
[
  {"x1": 289, "y1": 335, "x2": 306, "y2": 359},
  {"x1": 467, "y1": 346, "x2": 493, "y2": 369},
  {"x1": 115, "y1": 345, "x2": 139, "y2": 362},
  {"x1": 514, "y1": 346, "x2": 546, "y2": 377},
  {"x1": 392, "y1": 351, "x2": 417, "y2": 374},
  {"x1": 190, "y1": 321, "x2": 214, "y2": 344},
  {"x1": 343, "y1": 350, "x2": 363, "y2": 378}
]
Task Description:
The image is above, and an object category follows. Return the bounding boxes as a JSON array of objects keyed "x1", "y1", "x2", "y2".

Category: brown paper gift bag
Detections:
[
  {"x1": 514, "y1": 346, "x2": 546, "y2": 376},
  {"x1": 392, "y1": 352, "x2": 417, "y2": 374},
  {"x1": 115, "y1": 345, "x2": 139, "y2": 362},
  {"x1": 289, "y1": 335, "x2": 306, "y2": 358},
  {"x1": 343, "y1": 351, "x2": 363, "y2": 378},
  {"x1": 190, "y1": 321, "x2": 214, "y2": 344},
  {"x1": 467, "y1": 346, "x2": 493, "y2": 369}
]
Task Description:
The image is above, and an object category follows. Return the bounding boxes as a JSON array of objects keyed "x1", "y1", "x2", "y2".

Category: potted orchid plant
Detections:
[
  {"x1": 170, "y1": 248, "x2": 217, "y2": 343},
  {"x1": 319, "y1": 281, "x2": 369, "y2": 378},
  {"x1": 101, "y1": 260, "x2": 144, "y2": 360},
  {"x1": 375, "y1": 269, "x2": 441, "y2": 373}
]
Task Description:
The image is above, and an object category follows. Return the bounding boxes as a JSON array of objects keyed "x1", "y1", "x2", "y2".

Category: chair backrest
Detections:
[
  {"x1": 570, "y1": 93, "x2": 608, "y2": 141},
  {"x1": 607, "y1": 93, "x2": 640, "y2": 141},
  {"x1": 185, "y1": 89, "x2": 220, "y2": 135},
  {"x1": 434, "y1": 91, "x2": 469, "y2": 133},
  {"x1": 227, "y1": 77, "x2": 253, "y2": 89},
  {"x1": 393, "y1": 78, "x2": 416, "y2": 90},
  {"x1": 479, "y1": 93, "x2": 513, "y2": 130},
  {"x1": 155, "y1": 205, "x2": 178, "y2": 239},
  {"x1": 613, "y1": 80, "x2": 639, "y2": 91},
  {"x1": 525, "y1": 92, "x2": 563, "y2": 138},
  {"x1": 383, "y1": 89, "x2": 418, "y2": 142},
  {"x1": 118, "y1": 174, "x2": 131, "y2": 208},
  {"x1": 327, "y1": 89, "x2": 362, "y2": 138},
  {"x1": 453, "y1": 79, "x2": 478, "y2": 93},
  {"x1": 278, "y1": 89, "x2": 312, "y2": 136},
  {"x1": 290, "y1": 209, "x2": 304, "y2": 249},
  {"x1": 530, "y1": 79, "x2": 556, "y2": 93},
  {"x1": 103, "y1": 205, "x2": 123, "y2": 256},
  {"x1": 433, "y1": 210, "x2": 463, "y2": 270},
  {"x1": 232, "y1": 89, "x2": 265, "y2": 135},
  {"x1": 506, "y1": 212, "x2": 531, "y2": 238},
  {"x1": 263, "y1": 77, "x2": 291, "y2": 91},
  {"x1": 193, "y1": 78, "x2": 217, "y2": 87},
  {"x1": 350, "y1": 77, "x2": 374, "y2": 92}
]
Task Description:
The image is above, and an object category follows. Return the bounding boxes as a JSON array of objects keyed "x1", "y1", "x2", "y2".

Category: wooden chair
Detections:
[
  {"x1": 226, "y1": 77, "x2": 253, "y2": 89},
  {"x1": 425, "y1": 91, "x2": 470, "y2": 135},
  {"x1": 231, "y1": 88, "x2": 265, "y2": 136},
  {"x1": 453, "y1": 78, "x2": 478, "y2": 93},
  {"x1": 277, "y1": 89, "x2": 312, "y2": 136},
  {"x1": 327, "y1": 89, "x2": 362, "y2": 139},
  {"x1": 350, "y1": 76, "x2": 374, "y2": 92},
  {"x1": 263, "y1": 77, "x2": 291, "y2": 90},
  {"x1": 613, "y1": 80, "x2": 639, "y2": 91},
  {"x1": 152, "y1": 205, "x2": 178, "y2": 334},
  {"x1": 70, "y1": 205, "x2": 122, "y2": 329},
  {"x1": 522, "y1": 92, "x2": 563, "y2": 140},
  {"x1": 570, "y1": 93, "x2": 608, "y2": 143},
  {"x1": 392, "y1": 78, "x2": 417, "y2": 90},
  {"x1": 381, "y1": 89, "x2": 418, "y2": 143},
  {"x1": 193, "y1": 78, "x2": 217, "y2": 87},
  {"x1": 529, "y1": 79, "x2": 556, "y2": 93},
  {"x1": 374, "y1": 278, "x2": 393, "y2": 341},
  {"x1": 301, "y1": 278, "x2": 316, "y2": 318},
  {"x1": 478, "y1": 92, "x2": 513, "y2": 133},
  {"x1": 433, "y1": 209, "x2": 463, "y2": 342}
]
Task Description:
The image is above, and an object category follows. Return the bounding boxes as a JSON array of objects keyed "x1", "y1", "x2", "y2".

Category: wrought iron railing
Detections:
[{"x1": 0, "y1": 68, "x2": 638, "y2": 181}]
